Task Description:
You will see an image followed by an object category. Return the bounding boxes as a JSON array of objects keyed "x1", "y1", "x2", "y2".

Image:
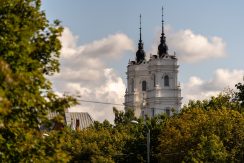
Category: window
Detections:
[
  {"x1": 142, "y1": 81, "x2": 147, "y2": 91},
  {"x1": 164, "y1": 75, "x2": 169, "y2": 87},
  {"x1": 131, "y1": 79, "x2": 134, "y2": 92},
  {"x1": 75, "y1": 119, "x2": 80, "y2": 130},
  {"x1": 153, "y1": 74, "x2": 156, "y2": 87}
]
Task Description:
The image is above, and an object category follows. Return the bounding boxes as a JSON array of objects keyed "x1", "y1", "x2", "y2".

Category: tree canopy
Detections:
[
  {"x1": 157, "y1": 107, "x2": 244, "y2": 162},
  {"x1": 0, "y1": 0, "x2": 76, "y2": 161},
  {"x1": 0, "y1": 1, "x2": 244, "y2": 162}
]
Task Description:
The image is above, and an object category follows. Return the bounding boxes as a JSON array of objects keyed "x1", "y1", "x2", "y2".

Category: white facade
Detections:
[
  {"x1": 125, "y1": 54, "x2": 182, "y2": 118},
  {"x1": 124, "y1": 11, "x2": 182, "y2": 118}
]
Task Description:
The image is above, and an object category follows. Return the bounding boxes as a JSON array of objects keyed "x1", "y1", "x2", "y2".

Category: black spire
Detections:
[
  {"x1": 158, "y1": 6, "x2": 168, "y2": 57},
  {"x1": 139, "y1": 14, "x2": 142, "y2": 42},
  {"x1": 136, "y1": 14, "x2": 146, "y2": 64}
]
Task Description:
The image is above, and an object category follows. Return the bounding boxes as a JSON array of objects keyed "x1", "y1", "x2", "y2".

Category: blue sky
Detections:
[{"x1": 42, "y1": 1, "x2": 244, "y2": 121}]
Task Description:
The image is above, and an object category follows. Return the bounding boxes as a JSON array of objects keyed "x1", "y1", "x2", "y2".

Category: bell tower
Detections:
[{"x1": 125, "y1": 8, "x2": 182, "y2": 118}]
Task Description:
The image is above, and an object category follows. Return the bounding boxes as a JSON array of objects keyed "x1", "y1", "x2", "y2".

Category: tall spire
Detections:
[
  {"x1": 136, "y1": 14, "x2": 145, "y2": 64},
  {"x1": 158, "y1": 6, "x2": 168, "y2": 57},
  {"x1": 139, "y1": 14, "x2": 142, "y2": 43}
]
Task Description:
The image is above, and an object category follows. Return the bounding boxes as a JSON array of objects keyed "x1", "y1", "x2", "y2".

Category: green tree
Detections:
[
  {"x1": 0, "y1": 0, "x2": 76, "y2": 161},
  {"x1": 184, "y1": 90, "x2": 239, "y2": 111},
  {"x1": 113, "y1": 108, "x2": 168, "y2": 163},
  {"x1": 62, "y1": 120, "x2": 131, "y2": 163},
  {"x1": 157, "y1": 106, "x2": 244, "y2": 162},
  {"x1": 186, "y1": 134, "x2": 228, "y2": 163},
  {"x1": 113, "y1": 107, "x2": 136, "y2": 125},
  {"x1": 235, "y1": 82, "x2": 244, "y2": 112}
]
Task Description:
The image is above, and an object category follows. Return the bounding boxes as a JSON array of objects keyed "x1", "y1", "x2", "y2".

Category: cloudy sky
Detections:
[{"x1": 42, "y1": 0, "x2": 244, "y2": 122}]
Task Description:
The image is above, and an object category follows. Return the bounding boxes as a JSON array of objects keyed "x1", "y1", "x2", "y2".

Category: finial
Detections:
[
  {"x1": 162, "y1": 6, "x2": 165, "y2": 33},
  {"x1": 136, "y1": 14, "x2": 146, "y2": 64},
  {"x1": 139, "y1": 14, "x2": 142, "y2": 42},
  {"x1": 158, "y1": 6, "x2": 168, "y2": 57},
  {"x1": 162, "y1": 7, "x2": 164, "y2": 24}
]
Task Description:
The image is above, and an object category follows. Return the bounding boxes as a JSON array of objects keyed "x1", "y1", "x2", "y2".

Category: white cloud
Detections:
[
  {"x1": 50, "y1": 27, "x2": 241, "y2": 122},
  {"x1": 81, "y1": 34, "x2": 135, "y2": 59},
  {"x1": 182, "y1": 69, "x2": 244, "y2": 104},
  {"x1": 49, "y1": 27, "x2": 134, "y2": 122},
  {"x1": 149, "y1": 26, "x2": 227, "y2": 63}
]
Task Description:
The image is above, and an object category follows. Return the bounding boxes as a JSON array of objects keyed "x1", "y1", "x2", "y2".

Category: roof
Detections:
[{"x1": 65, "y1": 112, "x2": 94, "y2": 130}]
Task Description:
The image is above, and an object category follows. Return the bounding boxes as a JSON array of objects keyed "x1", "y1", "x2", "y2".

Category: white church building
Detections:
[{"x1": 124, "y1": 9, "x2": 182, "y2": 118}]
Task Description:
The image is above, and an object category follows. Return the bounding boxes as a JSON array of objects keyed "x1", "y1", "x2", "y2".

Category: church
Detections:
[{"x1": 124, "y1": 8, "x2": 182, "y2": 118}]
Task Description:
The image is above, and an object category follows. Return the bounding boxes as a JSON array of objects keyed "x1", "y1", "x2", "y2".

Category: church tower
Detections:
[{"x1": 124, "y1": 7, "x2": 182, "y2": 118}]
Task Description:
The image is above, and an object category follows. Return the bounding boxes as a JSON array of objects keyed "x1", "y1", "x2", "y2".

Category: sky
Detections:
[{"x1": 42, "y1": 0, "x2": 244, "y2": 122}]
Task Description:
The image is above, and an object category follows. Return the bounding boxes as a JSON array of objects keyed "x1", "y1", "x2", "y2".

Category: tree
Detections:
[
  {"x1": 183, "y1": 90, "x2": 239, "y2": 111},
  {"x1": 113, "y1": 107, "x2": 136, "y2": 125},
  {"x1": 186, "y1": 134, "x2": 228, "y2": 162},
  {"x1": 62, "y1": 120, "x2": 131, "y2": 163},
  {"x1": 235, "y1": 82, "x2": 244, "y2": 112},
  {"x1": 157, "y1": 106, "x2": 244, "y2": 162},
  {"x1": 0, "y1": 0, "x2": 76, "y2": 161},
  {"x1": 113, "y1": 108, "x2": 168, "y2": 163}
]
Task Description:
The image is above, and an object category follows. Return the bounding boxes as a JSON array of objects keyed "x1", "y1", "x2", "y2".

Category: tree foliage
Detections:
[
  {"x1": 61, "y1": 120, "x2": 131, "y2": 163},
  {"x1": 235, "y1": 82, "x2": 244, "y2": 112},
  {"x1": 1, "y1": 1, "x2": 244, "y2": 162},
  {"x1": 0, "y1": 0, "x2": 76, "y2": 161},
  {"x1": 157, "y1": 106, "x2": 244, "y2": 162},
  {"x1": 60, "y1": 108, "x2": 168, "y2": 163},
  {"x1": 184, "y1": 90, "x2": 239, "y2": 111}
]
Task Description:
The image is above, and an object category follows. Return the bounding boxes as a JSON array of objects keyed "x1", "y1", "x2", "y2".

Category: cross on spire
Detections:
[
  {"x1": 158, "y1": 6, "x2": 168, "y2": 57},
  {"x1": 136, "y1": 14, "x2": 146, "y2": 64},
  {"x1": 139, "y1": 14, "x2": 142, "y2": 43},
  {"x1": 162, "y1": 6, "x2": 164, "y2": 35}
]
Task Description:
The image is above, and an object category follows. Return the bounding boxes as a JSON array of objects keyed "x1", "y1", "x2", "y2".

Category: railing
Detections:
[
  {"x1": 125, "y1": 89, "x2": 181, "y2": 103},
  {"x1": 125, "y1": 93, "x2": 140, "y2": 103},
  {"x1": 146, "y1": 89, "x2": 181, "y2": 98}
]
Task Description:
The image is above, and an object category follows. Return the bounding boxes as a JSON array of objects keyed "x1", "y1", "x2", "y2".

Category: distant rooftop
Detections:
[
  {"x1": 65, "y1": 112, "x2": 94, "y2": 130},
  {"x1": 47, "y1": 111, "x2": 94, "y2": 130}
]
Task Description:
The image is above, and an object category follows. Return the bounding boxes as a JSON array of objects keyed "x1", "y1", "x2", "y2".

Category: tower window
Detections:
[
  {"x1": 153, "y1": 74, "x2": 156, "y2": 87},
  {"x1": 142, "y1": 81, "x2": 147, "y2": 91},
  {"x1": 164, "y1": 75, "x2": 169, "y2": 87},
  {"x1": 131, "y1": 79, "x2": 134, "y2": 92}
]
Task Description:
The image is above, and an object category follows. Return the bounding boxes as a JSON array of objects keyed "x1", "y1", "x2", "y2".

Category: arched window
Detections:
[
  {"x1": 142, "y1": 80, "x2": 147, "y2": 91},
  {"x1": 153, "y1": 74, "x2": 156, "y2": 87},
  {"x1": 131, "y1": 79, "x2": 134, "y2": 92},
  {"x1": 164, "y1": 75, "x2": 169, "y2": 87}
]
